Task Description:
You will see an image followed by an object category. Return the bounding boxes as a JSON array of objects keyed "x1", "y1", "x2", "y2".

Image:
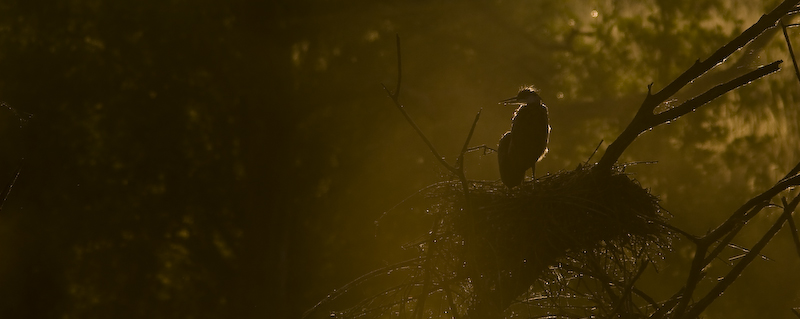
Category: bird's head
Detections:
[{"x1": 499, "y1": 88, "x2": 542, "y2": 106}]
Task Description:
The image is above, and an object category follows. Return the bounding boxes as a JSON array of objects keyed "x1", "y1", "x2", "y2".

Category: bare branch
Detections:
[
  {"x1": 466, "y1": 145, "x2": 496, "y2": 154},
  {"x1": 653, "y1": 60, "x2": 782, "y2": 124},
  {"x1": 0, "y1": 168, "x2": 20, "y2": 211},
  {"x1": 649, "y1": 289, "x2": 684, "y2": 319},
  {"x1": 585, "y1": 140, "x2": 603, "y2": 165},
  {"x1": 381, "y1": 37, "x2": 461, "y2": 177},
  {"x1": 452, "y1": 109, "x2": 483, "y2": 195},
  {"x1": 702, "y1": 201, "x2": 770, "y2": 267},
  {"x1": 784, "y1": 199, "x2": 800, "y2": 259},
  {"x1": 669, "y1": 163, "x2": 800, "y2": 318},
  {"x1": 381, "y1": 37, "x2": 483, "y2": 197},
  {"x1": 595, "y1": 0, "x2": 800, "y2": 171},
  {"x1": 684, "y1": 193, "x2": 800, "y2": 318},
  {"x1": 706, "y1": 174, "x2": 800, "y2": 242},
  {"x1": 673, "y1": 243, "x2": 708, "y2": 316},
  {"x1": 781, "y1": 21, "x2": 800, "y2": 85},
  {"x1": 611, "y1": 259, "x2": 650, "y2": 315},
  {"x1": 456, "y1": 108, "x2": 482, "y2": 170},
  {"x1": 381, "y1": 85, "x2": 459, "y2": 175},
  {"x1": 780, "y1": 160, "x2": 800, "y2": 182}
]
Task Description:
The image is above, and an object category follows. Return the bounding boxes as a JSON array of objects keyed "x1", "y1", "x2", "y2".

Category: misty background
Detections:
[{"x1": 0, "y1": 0, "x2": 798, "y2": 318}]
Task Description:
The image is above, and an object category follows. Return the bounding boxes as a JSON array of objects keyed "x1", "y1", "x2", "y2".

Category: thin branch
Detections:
[
  {"x1": 381, "y1": 37, "x2": 461, "y2": 177},
  {"x1": 669, "y1": 164, "x2": 800, "y2": 318},
  {"x1": 453, "y1": 109, "x2": 482, "y2": 195},
  {"x1": 781, "y1": 21, "x2": 800, "y2": 85},
  {"x1": 706, "y1": 174, "x2": 800, "y2": 243},
  {"x1": 673, "y1": 243, "x2": 708, "y2": 316},
  {"x1": 560, "y1": 258, "x2": 657, "y2": 310},
  {"x1": 780, "y1": 159, "x2": 800, "y2": 183},
  {"x1": 780, "y1": 21, "x2": 800, "y2": 206},
  {"x1": 595, "y1": 0, "x2": 800, "y2": 171},
  {"x1": 702, "y1": 201, "x2": 771, "y2": 267},
  {"x1": 649, "y1": 288, "x2": 684, "y2": 319},
  {"x1": 653, "y1": 60, "x2": 782, "y2": 124},
  {"x1": 651, "y1": 0, "x2": 797, "y2": 104},
  {"x1": 0, "y1": 168, "x2": 20, "y2": 211},
  {"x1": 653, "y1": 221, "x2": 699, "y2": 243},
  {"x1": 466, "y1": 145, "x2": 496, "y2": 154},
  {"x1": 382, "y1": 37, "x2": 483, "y2": 198},
  {"x1": 684, "y1": 193, "x2": 800, "y2": 318},
  {"x1": 611, "y1": 259, "x2": 650, "y2": 315},
  {"x1": 381, "y1": 86, "x2": 459, "y2": 175},
  {"x1": 1, "y1": 102, "x2": 33, "y2": 128},
  {"x1": 784, "y1": 199, "x2": 800, "y2": 259},
  {"x1": 302, "y1": 257, "x2": 423, "y2": 318},
  {"x1": 456, "y1": 109, "x2": 482, "y2": 170},
  {"x1": 585, "y1": 140, "x2": 603, "y2": 165}
]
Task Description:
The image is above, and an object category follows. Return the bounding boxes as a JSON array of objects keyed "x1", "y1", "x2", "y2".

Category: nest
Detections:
[
  {"x1": 427, "y1": 163, "x2": 670, "y2": 317},
  {"x1": 455, "y1": 162, "x2": 666, "y2": 266},
  {"x1": 322, "y1": 164, "x2": 671, "y2": 319}
]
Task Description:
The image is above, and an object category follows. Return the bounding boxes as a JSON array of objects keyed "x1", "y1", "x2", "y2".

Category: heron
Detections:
[{"x1": 497, "y1": 88, "x2": 550, "y2": 188}]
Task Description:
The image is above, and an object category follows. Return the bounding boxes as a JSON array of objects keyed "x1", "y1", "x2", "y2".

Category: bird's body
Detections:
[{"x1": 498, "y1": 89, "x2": 550, "y2": 188}]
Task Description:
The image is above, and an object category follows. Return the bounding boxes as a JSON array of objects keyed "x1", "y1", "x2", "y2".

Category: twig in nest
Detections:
[
  {"x1": 466, "y1": 145, "x2": 496, "y2": 155},
  {"x1": 302, "y1": 257, "x2": 423, "y2": 318},
  {"x1": 585, "y1": 139, "x2": 603, "y2": 165}
]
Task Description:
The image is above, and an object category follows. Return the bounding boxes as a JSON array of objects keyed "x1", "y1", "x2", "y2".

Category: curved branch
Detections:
[
  {"x1": 382, "y1": 82, "x2": 460, "y2": 176},
  {"x1": 382, "y1": 36, "x2": 481, "y2": 196},
  {"x1": 595, "y1": 0, "x2": 800, "y2": 172},
  {"x1": 381, "y1": 35, "x2": 460, "y2": 177},
  {"x1": 683, "y1": 193, "x2": 800, "y2": 318}
]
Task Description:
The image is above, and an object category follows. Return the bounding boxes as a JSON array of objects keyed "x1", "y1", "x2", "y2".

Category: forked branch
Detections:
[
  {"x1": 381, "y1": 35, "x2": 482, "y2": 195},
  {"x1": 595, "y1": 0, "x2": 800, "y2": 172},
  {"x1": 682, "y1": 194, "x2": 800, "y2": 318}
]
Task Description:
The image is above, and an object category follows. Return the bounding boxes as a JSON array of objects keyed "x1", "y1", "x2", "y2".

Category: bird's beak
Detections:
[{"x1": 499, "y1": 96, "x2": 523, "y2": 105}]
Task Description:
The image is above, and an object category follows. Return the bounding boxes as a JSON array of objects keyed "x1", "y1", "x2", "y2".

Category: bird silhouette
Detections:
[{"x1": 498, "y1": 88, "x2": 550, "y2": 188}]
